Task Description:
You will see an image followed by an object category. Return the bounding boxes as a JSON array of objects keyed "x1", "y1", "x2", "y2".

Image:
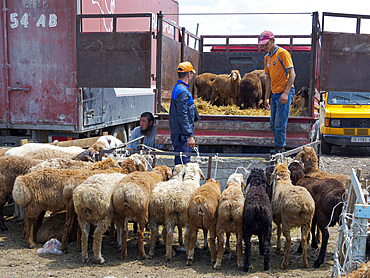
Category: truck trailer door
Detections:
[{"x1": 0, "y1": 0, "x2": 78, "y2": 130}]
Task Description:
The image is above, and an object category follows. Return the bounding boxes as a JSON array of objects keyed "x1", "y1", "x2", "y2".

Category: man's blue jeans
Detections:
[
  {"x1": 171, "y1": 134, "x2": 191, "y2": 165},
  {"x1": 270, "y1": 87, "x2": 295, "y2": 147}
]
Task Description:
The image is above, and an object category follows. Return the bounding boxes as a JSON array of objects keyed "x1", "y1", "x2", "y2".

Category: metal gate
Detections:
[{"x1": 320, "y1": 12, "x2": 370, "y2": 92}]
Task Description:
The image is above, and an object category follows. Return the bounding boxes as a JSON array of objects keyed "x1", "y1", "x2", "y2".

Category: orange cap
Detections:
[{"x1": 177, "y1": 61, "x2": 196, "y2": 73}]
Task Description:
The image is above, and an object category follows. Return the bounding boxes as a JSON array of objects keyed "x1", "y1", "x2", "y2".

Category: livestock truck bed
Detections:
[{"x1": 156, "y1": 114, "x2": 316, "y2": 153}]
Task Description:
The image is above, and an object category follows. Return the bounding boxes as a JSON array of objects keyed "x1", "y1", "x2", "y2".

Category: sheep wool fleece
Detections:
[{"x1": 169, "y1": 80, "x2": 195, "y2": 165}]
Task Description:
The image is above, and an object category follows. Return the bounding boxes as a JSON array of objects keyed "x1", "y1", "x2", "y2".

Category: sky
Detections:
[{"x1": 176, "y1": 0, "x2": 370, "y2": 44}]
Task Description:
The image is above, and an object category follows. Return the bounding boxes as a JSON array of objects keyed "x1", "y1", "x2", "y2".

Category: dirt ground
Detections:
[{"x1": 0, "y1": 146, "x2": 369, "y2": 278}]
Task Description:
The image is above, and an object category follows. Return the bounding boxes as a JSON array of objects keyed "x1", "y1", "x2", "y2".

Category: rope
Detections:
[
  {"x1": 139, "y1": 144, "x2": 165, "y2": 153},
  {"x1": 180, "y1": 152, "x2": 184, "y2": 165},
  {"x1": 325, "y1": 199, "x2": 345, "y2": 230},
  {"x1": 234, "y1": 165, "x2": 251, "y2": 175},
  {"x1": 137, "y1": 150, "x2": 152, "y2": 171}
]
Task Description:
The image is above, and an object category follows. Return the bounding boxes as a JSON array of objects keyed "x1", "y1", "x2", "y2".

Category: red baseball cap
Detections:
[{"x1": 258, "y1": 30, "x2": 274, "y2": 45}]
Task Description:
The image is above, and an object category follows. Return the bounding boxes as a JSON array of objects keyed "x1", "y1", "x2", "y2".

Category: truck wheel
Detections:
[
  {"x1": 113, "y1": 126, "x2": 128, "y2": 143},
  {"x1": 320, "y1": 133, "x2": 332, "y2": 154}
]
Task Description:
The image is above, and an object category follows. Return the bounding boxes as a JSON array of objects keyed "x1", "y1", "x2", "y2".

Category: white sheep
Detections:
[
  {"x1": 164, "y1": 162, "x2": 205, "y2": 261},
  {"x1": 148, "y1": 164, "x2": 187, "y2": 258},
  {"x1": 214, "y1": 173, "x2": 246, "y2": 270},
  {"x1": 5, "y1": 143, "x2": 83, "y2": 157},
  {"x1": 73, "y1": 172, "x2": 126, "y2": 263},
  {"x1": 88, "y1": 135, "x2": 124, "y2": 155}
]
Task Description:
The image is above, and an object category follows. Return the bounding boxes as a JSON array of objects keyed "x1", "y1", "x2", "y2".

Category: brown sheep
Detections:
[
  {"x1": 13, "y1": 161, "x2": 124, "y2": 249},
  {"x1": 210, "y1": 70, "x2": 241, "y2": 106},
  {"x1": 36, "y1": 211, "x2": 77, "y2": 244},
  {"x1": 214, "y1": 173, "x2": 246, "y2": 270},
  {"x1": 294, "y1": 146, "x2": 350, "y2": 184},
  {"x1": 292, "y1": 87, "x2": 309, "y2": 115},
  {"x1": 250, "y1": 69, "x2": 266, "y2": 103},
  {"x1": 346, "y1": 261, "x2": 370, "y2": 278},
  {"x1": 112, "y1": 165, "x2": 172, "y2": 259},
  {"x1": 13, "y1": 168, "x2": 82, "y2": 248},
  {"x1": 187, "y1": 179, "x2": 221, "y2": 266},
  {"x1": 272, "y1": 163, "x2": 315, "y2": 269},
  {"x1": 194, "y1": 73, "x2": 218, "y2": 101},
  {"x1": 0, "y1": 155, "x2": 42, "y2": 231},
  {"x1": 72, "y1": 150, "x2": 94, "y2": 162},
  {"x1": 296, "y1": 176, "x2": 345, "y2": 268},
  {"x1": 288, "y1": 161, "x2": 305, "y2": 185},
  {"x1": 238, "y1": 72, "x2": 263, "y2": 109}
]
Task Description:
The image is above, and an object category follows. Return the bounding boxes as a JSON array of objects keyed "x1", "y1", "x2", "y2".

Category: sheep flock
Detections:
[
  {"x1": 162, "y1": 69, "x2": 308, "y2": 116},
  {"x1": 0, "y1": 141, "x2": 368, "y2": 275}
]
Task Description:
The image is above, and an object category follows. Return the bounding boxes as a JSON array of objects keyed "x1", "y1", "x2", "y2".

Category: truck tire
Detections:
[
  {"x1": 320, "y1": 133, "x2": 332, "y2": 154},
  {"x1": 113, "y1": 126, "x2": 128, "y2": 143}
]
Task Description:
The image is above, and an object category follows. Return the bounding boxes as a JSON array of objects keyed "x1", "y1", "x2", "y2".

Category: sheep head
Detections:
[
  {"x1": 184, "y1": 163, "x2": 205, "y2": 180},
  {"x1": 274, "y1": 163, "x2": 291, "y2": 181},
  {"x1": 228, "y1": 70, "x2": 241, "y2": 81},
  {"x1": 89, "y1": 157, "x2": 120, "y2": 171},
  {"x1": 225, "y1": 173, "x2": 245, "y2": 191},
  {"x1": 153, "y1": 165, "x2": 172, "y2": 181},
  {"x1": 246, "y1": 168, "x2": 267, "y2": 189},
  {"x1": 294, "y1": 146, "x2": 318, "y2": 165},
  {"x1": 171, "y1": 164, "x2": 187, "y2": 180},
  {"x1": 128, "y1": 153, "x2": 146, "y2": 171}
]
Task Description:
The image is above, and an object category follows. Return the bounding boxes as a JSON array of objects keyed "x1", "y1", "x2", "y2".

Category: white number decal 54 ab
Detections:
[{"x1": 10, "y1": 13, "x2": 58, "y2": 28}]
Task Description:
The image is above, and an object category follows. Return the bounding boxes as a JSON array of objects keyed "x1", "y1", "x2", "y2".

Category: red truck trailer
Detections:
[{"x1": 0, "y1": 0, "x2": 178, "y2": 146}]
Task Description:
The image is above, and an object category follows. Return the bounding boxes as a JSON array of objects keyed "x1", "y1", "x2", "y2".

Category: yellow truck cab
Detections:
[{"x1": 319, "y1": 91, "x2": 370, "y2": 154}]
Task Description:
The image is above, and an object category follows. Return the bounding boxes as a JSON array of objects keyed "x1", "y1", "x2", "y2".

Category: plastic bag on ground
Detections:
[{"x1": 36, "y1": 238, "x2": 63, "y2": 255}]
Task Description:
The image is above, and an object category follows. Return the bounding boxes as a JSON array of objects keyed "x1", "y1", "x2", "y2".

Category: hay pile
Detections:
[{"x1": 161, "y1": 98, "x2": 305, "y2": 117}]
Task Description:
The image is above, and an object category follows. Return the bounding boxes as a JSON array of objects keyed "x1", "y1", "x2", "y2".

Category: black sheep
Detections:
[
  {"x1": 296, "y1": 176, "x2": 345, "y2": 268},
  {"x1": 242, "y1": 168, "x2": 272, "y2": 272}
]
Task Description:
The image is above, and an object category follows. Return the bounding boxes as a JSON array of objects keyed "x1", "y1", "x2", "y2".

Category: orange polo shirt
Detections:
[{"x1": 264, "y1": 46, "x2": 294, "y2": 94}]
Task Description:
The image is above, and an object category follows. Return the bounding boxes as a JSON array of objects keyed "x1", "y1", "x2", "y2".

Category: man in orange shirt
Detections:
[{"x1": 259, "y1": 30, "x2": 296, "y2": 153}]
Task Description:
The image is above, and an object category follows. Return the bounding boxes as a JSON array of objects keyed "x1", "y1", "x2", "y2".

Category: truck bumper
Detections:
[{"x1": 323, "y1": 134, "x2": 370, "y2": 147}]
